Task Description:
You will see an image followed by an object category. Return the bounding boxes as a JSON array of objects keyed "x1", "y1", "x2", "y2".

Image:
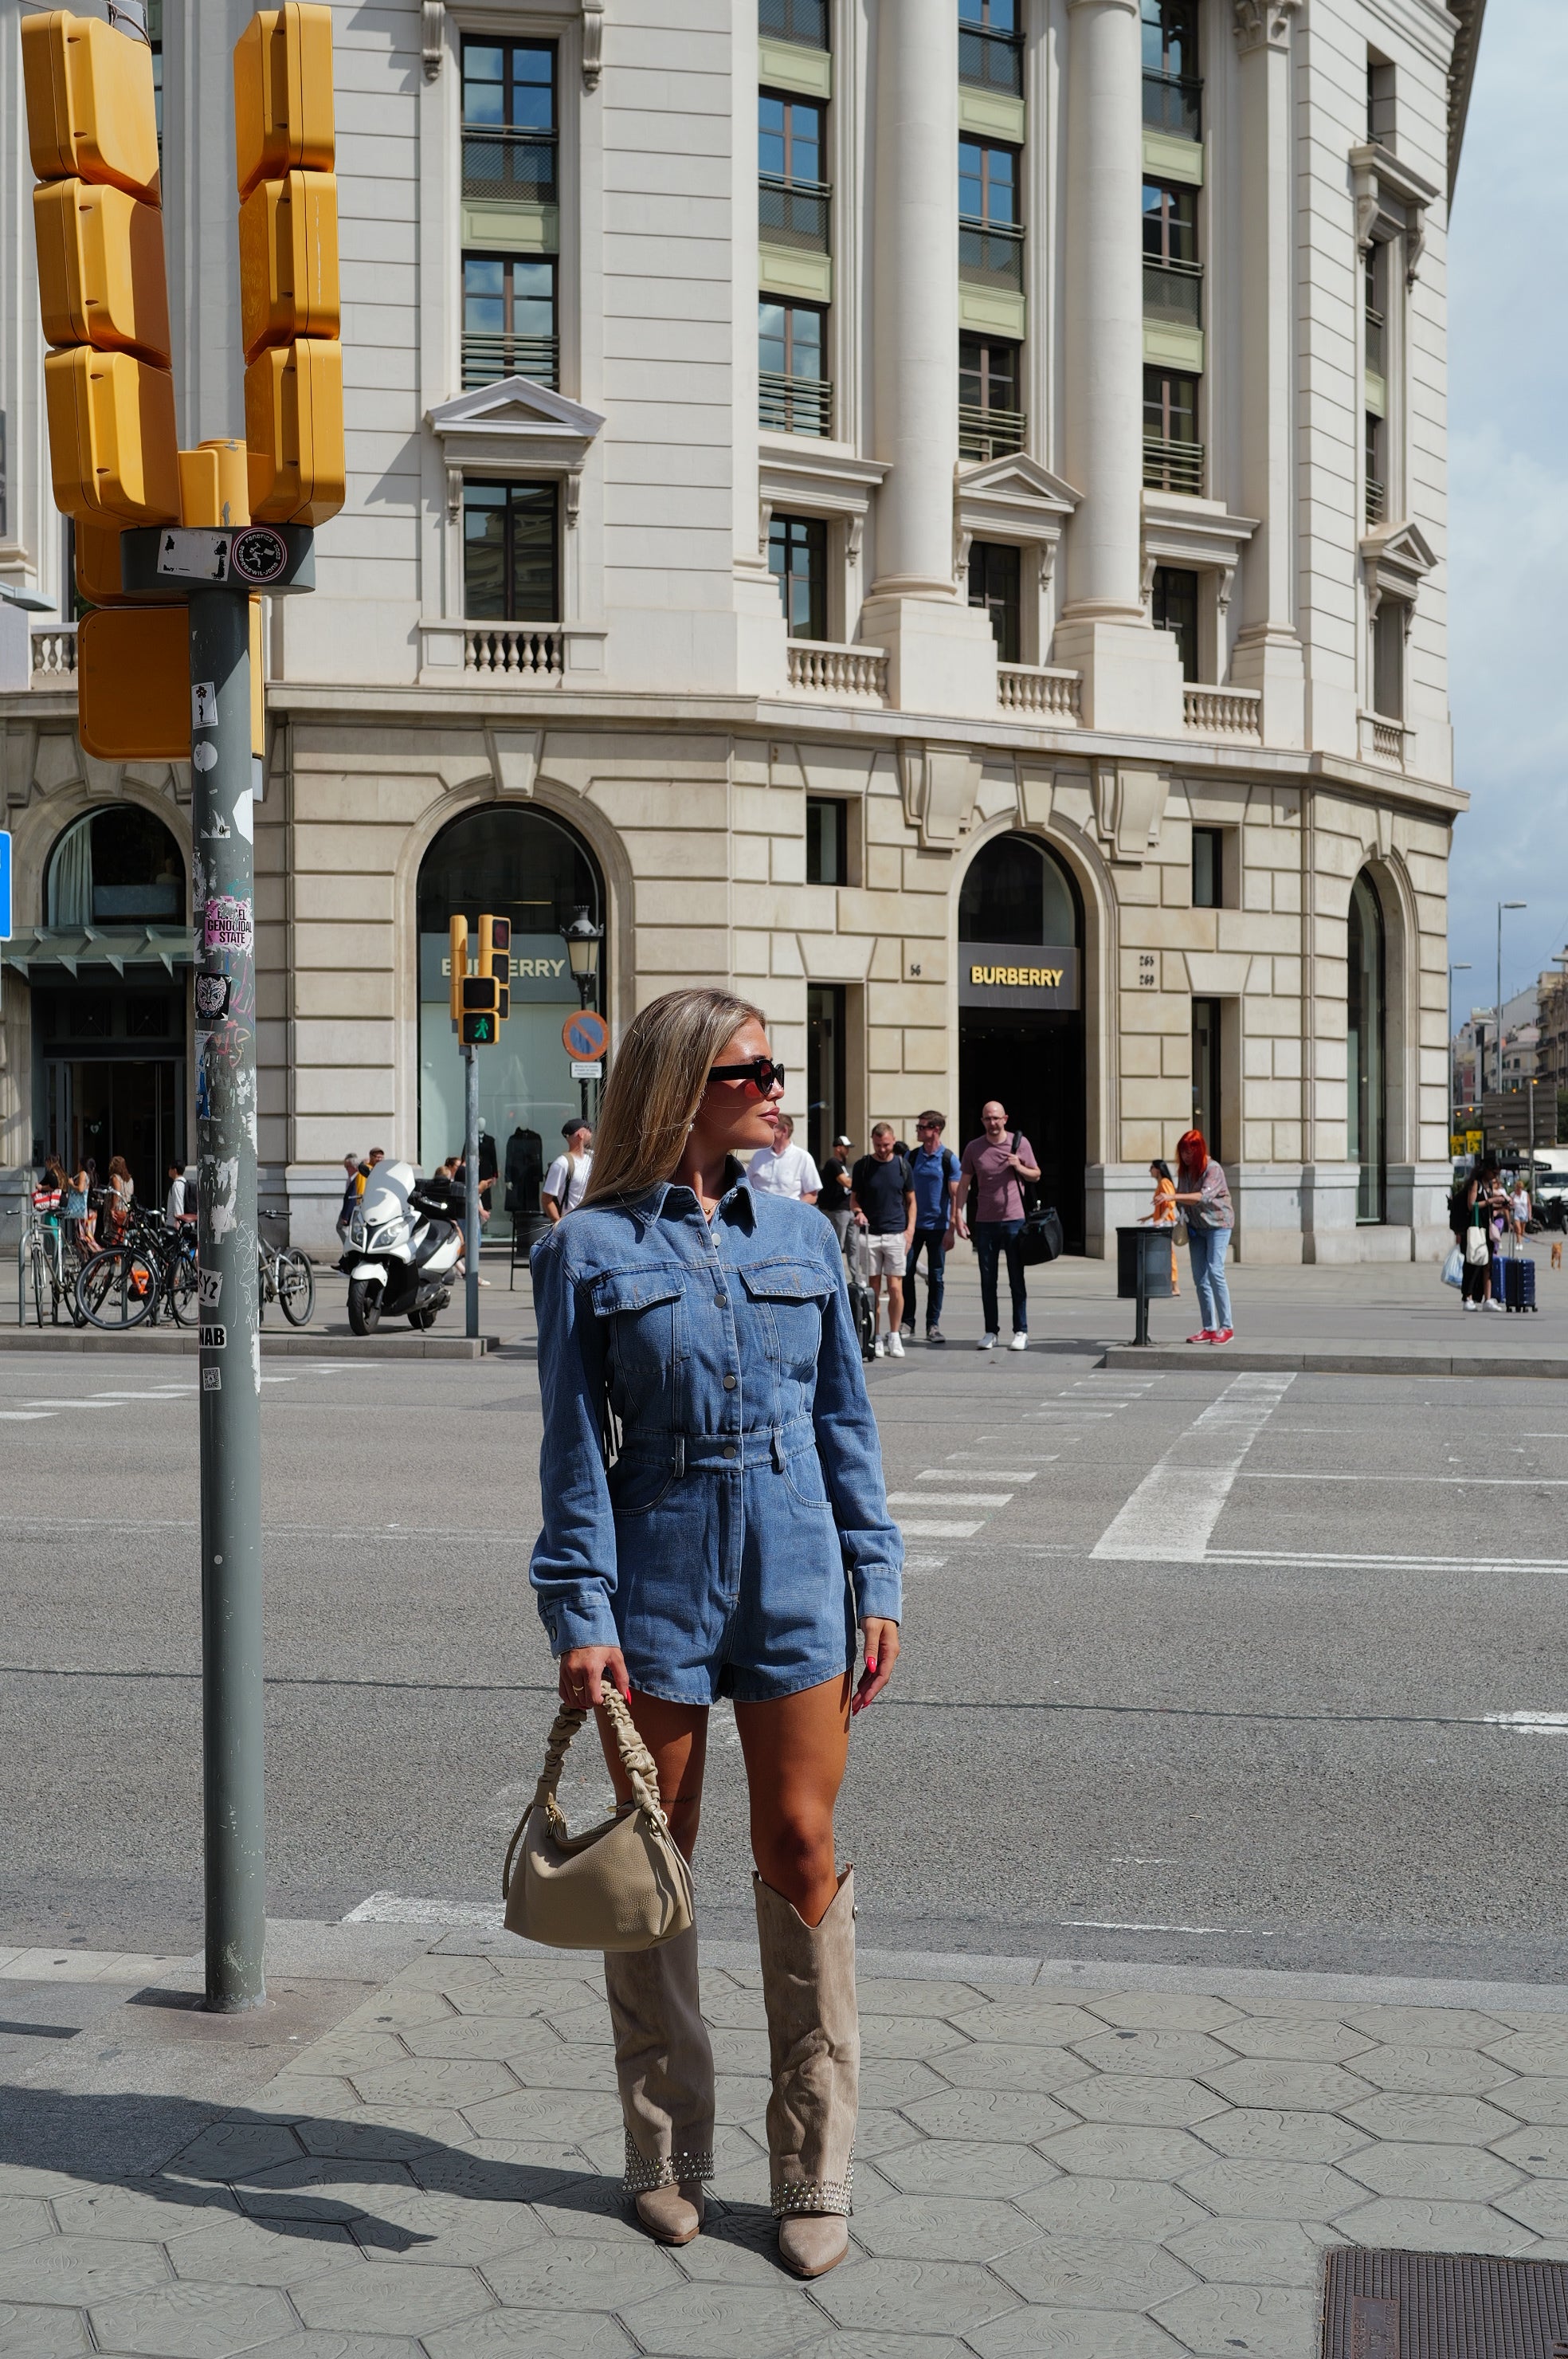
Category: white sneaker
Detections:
[
  {"x1": 873, "y1": 1335, "x2": 885, "y2": 1356},
  {"x1": 1463, "y1": 1299, "x2": 1478, "y2": 1311},
  {"x1": 886, "y1": 1330, "x2": 904, "y2": 1357},
  {"x1": 1482, "y1": 1297, "x2": 1503, "y2": 1313},
  {"x1": 978, "y1": 1334, "x2": 997, "y2": 1351},
  {"x1": 1009, "y1": 1332, "x2": 1028, "y2": 1351}
]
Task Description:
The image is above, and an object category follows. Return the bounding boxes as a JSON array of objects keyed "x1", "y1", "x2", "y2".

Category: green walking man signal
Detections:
[{"x1": 461, "y1": 1011, "x2": 496, "y2": 1046}]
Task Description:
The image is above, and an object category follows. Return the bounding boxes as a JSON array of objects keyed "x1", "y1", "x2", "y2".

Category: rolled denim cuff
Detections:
[
  {"x1": 850, "y1": 1564, "x2": 903, "y2": 1623},
  {"x1": 543, "y1": 1588, "x2": 621, "y2": 1658}
]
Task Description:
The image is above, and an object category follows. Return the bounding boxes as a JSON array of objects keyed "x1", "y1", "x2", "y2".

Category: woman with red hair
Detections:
[{"x1": 1173, "y1": 1129, "x2": 1234, "y2": 1343}]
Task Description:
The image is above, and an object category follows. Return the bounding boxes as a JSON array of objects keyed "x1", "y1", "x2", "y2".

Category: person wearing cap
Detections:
[{"x1": 815, "y1": 1132, "x2": 855, "y2": 1255}]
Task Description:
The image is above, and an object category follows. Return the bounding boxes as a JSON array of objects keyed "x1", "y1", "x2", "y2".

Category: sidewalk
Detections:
[{"x1": 4, "y1": 1924, "x2": 1568, "y2": 2358}]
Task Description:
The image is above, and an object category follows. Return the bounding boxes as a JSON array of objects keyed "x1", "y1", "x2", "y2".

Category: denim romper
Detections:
[{"x1": 529, "y1": 1172, "x2": 904, "y2": 1705}]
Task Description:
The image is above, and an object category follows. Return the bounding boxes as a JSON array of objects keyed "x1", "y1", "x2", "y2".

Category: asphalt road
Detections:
[{"x1": 3, "y1": 1312, "x2": 1565, "y2": 1981}]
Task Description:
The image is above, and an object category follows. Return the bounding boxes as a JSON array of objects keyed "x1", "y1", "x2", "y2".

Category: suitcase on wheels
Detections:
[{"x1": 1505, "y1": 1250, "x2": 1538, "y2": 1312}]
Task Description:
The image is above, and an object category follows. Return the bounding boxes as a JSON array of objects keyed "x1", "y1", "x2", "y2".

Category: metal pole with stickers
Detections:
[{"x1": 21, "y1": 4, "x2": 343, "y2": 2011}]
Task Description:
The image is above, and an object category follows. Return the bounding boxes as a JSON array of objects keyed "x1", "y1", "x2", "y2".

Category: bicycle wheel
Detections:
[
  {"x1": 277, "y1": 1249, "x2": 315, "y2": 1327},
  {"x1": 169, "y1": 1239, "x2": 199, "y2": 1326},
  {"x1": 29, "y1": 1238, "x2": 46, "y2": 1329},
  {"x1": 77, "y1": 1247, "x2": 157, "y2": 1330}
]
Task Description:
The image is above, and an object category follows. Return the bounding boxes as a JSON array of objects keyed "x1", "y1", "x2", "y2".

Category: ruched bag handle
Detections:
[{"x1": 503, "y1": 1690, "x2": 668, "y2": 1900}]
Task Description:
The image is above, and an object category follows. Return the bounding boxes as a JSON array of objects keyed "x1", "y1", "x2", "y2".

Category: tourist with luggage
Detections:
[
  {"x1": 1171, "y1": 1128, "x2": 1235, "y2": 1343},
  {"x1": 900, "y1": 1111, "x2": 962, "y2": 1344},
  {"x1": 850, "y1": 1125, "x2": 916, "y2": 1356},
  {"x1": 958, "y1": 1101, "x2": 1041, "y2": 1352}
]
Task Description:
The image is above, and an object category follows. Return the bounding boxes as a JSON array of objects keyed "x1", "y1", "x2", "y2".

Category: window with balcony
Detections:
[
  {"x1": 1143, "y1": 367, "x2": 1202, "y2": 495},
  {"x1": 1142, "y1": 0, "x2": 1200, "y2": 140},
  {"x1": 463, "y1": 481, "x2": 559, "y2": 622},
  {"x1": 760, "y1": 301, "x2": 830, "y2": 438},
  {"x1": 463, "y1": 256, "x2": 557, "y2": 390},
  {"x1": 960, "y1": 336, "x2": 1025, "y2": 461},
  {"x1": 769, "y1": 513, "x2": 827, "y2": 641},
  {"x1": 1143, "y1": 179, "x2": 1201, "y2": 334},
  {"x1": 759, "y1": 0, "x2": 829, "y2": 46},
  {"x1": 1151, "y1": 564, "x2": 1199, "y2": 681},
  {"x1": 959, "y1": 139, "x2": 1023, "y2": 292},
  {"x1": 462, "y1": 40, "x2": 557, "y2": 205},
  {"x1": 806, "y1": 795, "x2": 849, "y2": 885},
  {"x1": 1366, "y1": 53, "x2": 1396, "y2": 149},
  {"x1": 760, "y1": 93, "x2": 830, "y2": 253},
  {"x1": 959, "y1": 0, "x2": 1023, "y2": 100},
  {"x1": 1365, "y1": 411, "x2": 1386, "y2": 527},
  {"x1": 968, "y1": 542, "x2": 1022, "y2": 664}
]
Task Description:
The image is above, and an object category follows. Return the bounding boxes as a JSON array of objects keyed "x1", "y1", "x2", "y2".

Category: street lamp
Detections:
[
  {"x1": 561, "y1": 905, "x2": 603, "y2": 1012},
  {"x1": 1496, "y1": 901, "x2": 1527, "y2": 1099},
  {"x1": 1448, "y1": 962, "x2": 1471, "y2": 1150}
]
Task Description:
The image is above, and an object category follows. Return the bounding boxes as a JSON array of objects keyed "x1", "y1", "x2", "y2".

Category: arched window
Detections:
[
  {"x1": 45, "y1": 805, "x2": 185, "y2": 928},
  {"x1": 416, "y1": 805, "x2": 606, "y2": 1227},
  {"x1": 1348, "y1": 869, "x2": 1386, "y2": 1223},
  {"x1": 958, "y1": 831, "x2": 1080, "y2": 947}
]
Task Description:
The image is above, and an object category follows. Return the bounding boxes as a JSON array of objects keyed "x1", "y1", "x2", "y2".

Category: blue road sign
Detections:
[{"x1": 0, "y1": 830, "x2": 10, "y2": 940}]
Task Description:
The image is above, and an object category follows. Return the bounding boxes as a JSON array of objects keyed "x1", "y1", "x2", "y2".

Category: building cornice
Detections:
[{"x1": 1446, "y1": 0, "x2": 1486, "y2": 200}]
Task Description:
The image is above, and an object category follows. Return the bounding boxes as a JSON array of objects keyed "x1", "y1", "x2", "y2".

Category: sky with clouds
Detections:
[{"x1": 1446, "y1": 0, "x2": 1568, "y2": 1022}]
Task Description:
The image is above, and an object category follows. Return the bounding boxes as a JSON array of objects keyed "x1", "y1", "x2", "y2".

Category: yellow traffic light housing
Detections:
[
  {"x1": 45, "y1": 346, "x2": 180, "y2": 524},
  {"x1": 244, "y1": 337, "x2": 344, "y2": 524},
  {"x1": 22, "y1": 11, "x2": 161, "y2": 202},
  {"x1": 461, "y1": 977, "x2": 499, "y2": 1016},
  {"x1": 239, "y1": 171, "x2": 339, "y2": 363},
  {"x1": 449, "y1": 917, "x2": 469, "y2": 1026},
  {"x1": 233, "y1": 6, "x2": 335, "y2": 201},
  {"x1": 460, "y1": 1011, "x2": 499, "y2": 1048},
  {"x1": 77, "y1": 604, "x2": 190, "y2": 760},
  {"x1": 33, "y1": 180, "x2": 171, "y2": 363}
]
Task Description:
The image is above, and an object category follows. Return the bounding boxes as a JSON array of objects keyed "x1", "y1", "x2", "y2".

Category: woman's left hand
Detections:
[{"x1": 853, "y1": 1616, "x2": 900, "y2": 1715}]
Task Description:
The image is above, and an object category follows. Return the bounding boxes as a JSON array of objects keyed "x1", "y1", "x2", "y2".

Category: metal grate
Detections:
[
  {"x1": 462, "y1": 333, "x2": 559, "y2": 391},
  {"x1": 759, "y1": 174, "x2": 831, "y2": 252},
  {"x1": 1143, "y1": 434, "x2": 1205, "y2": 495},
  {"x1": 1321, "y1": 2247, "x2": 1568, "y2": 2358},
  {"x1": 759, "y1": 371, "x2": 833, "y2": 437},
  {"x1": 959, "y1": 216, "x2": 1025, "y2": 291},
  {"x1": 462, "y1": 127, "x2": 557, "y2": 205},
  {"x1": 959, "y1": 25, "x2": 1023, "y2": 95},
  {"x1": 959, "y1": 402, "x2": 1025, "y2": 461},
  {"x1": 1143, "y1": 70, "x2": 1201, "y2": 140}
]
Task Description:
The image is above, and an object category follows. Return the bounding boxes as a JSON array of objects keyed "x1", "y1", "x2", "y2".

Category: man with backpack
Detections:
[
  {"x1": 850, "y1": 1123, "x2": 916, "y2": 1357},
  {"x1": 900, "y1": 1110, "x2": 963, "y2": 1345}
]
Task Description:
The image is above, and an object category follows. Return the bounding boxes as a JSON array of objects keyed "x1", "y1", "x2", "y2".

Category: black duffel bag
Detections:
[{"x1": 1018, "y1": 1201, "x2": 1064, "y2": 1266}]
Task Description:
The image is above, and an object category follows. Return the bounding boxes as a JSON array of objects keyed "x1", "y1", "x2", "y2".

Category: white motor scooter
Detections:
[{"x1": 339, "y1": 1160, "x2": 463, "y2": 1334}]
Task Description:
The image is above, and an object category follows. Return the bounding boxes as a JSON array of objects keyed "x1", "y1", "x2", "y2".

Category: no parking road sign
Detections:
[{"x1": 562, "y1": 1009, "x2": 608, "y2": 1063}]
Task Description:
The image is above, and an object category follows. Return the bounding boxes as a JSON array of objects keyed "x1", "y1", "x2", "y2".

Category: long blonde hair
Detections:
[{"x1": 582, "y1": 987, "x2": 763, "y2": 1207}]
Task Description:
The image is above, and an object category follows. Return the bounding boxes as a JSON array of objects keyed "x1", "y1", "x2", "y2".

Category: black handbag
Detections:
[{"x1": 1011, "y1": 1132, "x2": 1064, "y2": 1266}]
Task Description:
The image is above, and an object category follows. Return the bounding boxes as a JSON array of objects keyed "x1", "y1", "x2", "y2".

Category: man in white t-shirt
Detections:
[
  {"x1": 747, "y1": 1115, "x2": 821, "y2": 1203},
  {"x1": 542, "y1": 1121, "x2": 593, "y2": 1221}
]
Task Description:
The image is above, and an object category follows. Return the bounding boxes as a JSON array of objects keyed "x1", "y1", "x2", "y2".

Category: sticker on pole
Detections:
[
  {"x1": 192, "y1": 681, "x2": 218, "y2": 729},
  {"x1": 194, "y1": 974, "x2": 231, "y2": 1022},
  {"x1": 204, "y1": 897, "x2": 254, "y2": 955},
  {"x1": 199, "y1": 1269, "x2": 223, "y2": 1310},
  {"x1": 230, "y1": 527, "x2": 289, "y2": 585},
  {"x1": 562, "y1": 1010, "x2": 608, "y2": 1062},
  {"x1": 201, "y1": 1324, "x2": 227, "y2": 1351},
  {"x1": 158, "y1": 528, "x2": 229, "y2": 581}
]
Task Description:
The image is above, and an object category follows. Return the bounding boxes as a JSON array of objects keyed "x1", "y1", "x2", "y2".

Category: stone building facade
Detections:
[{"x1": 0, "y1": 0, "x2": 1481, "y2": 1258}]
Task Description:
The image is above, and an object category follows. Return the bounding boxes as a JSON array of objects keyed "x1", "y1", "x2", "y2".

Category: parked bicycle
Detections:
[
  {"x1": 76, "y1": 1211, "x2": 198, "y2": 1331},
  {"x1": 19, "y1": 1196, "x2": 87, "y2": 1329},
  {"x1": 258, "y1": 1220, "x2": 315, "y2": 1326}
]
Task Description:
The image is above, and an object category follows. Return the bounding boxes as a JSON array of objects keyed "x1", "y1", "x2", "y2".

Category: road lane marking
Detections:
[
  {"x1": 887, "y1": 1491, "x2": 1013, "y2": 1509},
  {"x1": 1092, "y1": 1373, "x2": 1296, "y2": 1562},
  {"x1": 1204, "y1": 1548, "x2": 1568, "y2": 1576},
  {"x1": 1484, "y1": 1711, "x2": 1568, "y2": 1733},
  {"x1": 1238, "y1": 1471, "x2": 1568, "y2": 1486},
  {"x1": 896, "y1": 1518, "x2": 986, "y2": 1538},
  {"x1": 0, "y1": 1412, "x2": 53, "y2": 1422},
  {"x1": 927, "y1": 1466, "x2": 1036, "y2": 1482}
]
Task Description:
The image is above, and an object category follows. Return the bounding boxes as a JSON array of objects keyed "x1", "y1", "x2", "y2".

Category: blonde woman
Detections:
[{"x1": 530, "y1": 987, "x2": 902, "y2": 2278}]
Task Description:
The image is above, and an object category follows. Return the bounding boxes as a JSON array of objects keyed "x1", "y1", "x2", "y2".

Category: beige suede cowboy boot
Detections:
[
  {"x1": 603, "y1": 1926, "x2": 715, "y2": 2243},
  {"x1": 754, "y1": 1867, "x2": 860, "y2": 2279}
]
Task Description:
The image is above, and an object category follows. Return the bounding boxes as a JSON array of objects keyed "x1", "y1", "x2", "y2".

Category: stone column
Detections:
[
  {"x1": 1228, "y1": 0, "x2": 1306, "y2": 746},
  {"x1": 860, "y1": 0, "x2": 997, "y2": 716},
  {"x1": 731, "y1": 0, "x2": 789, "y2": 692},
  {"x1": 1053, "y1": 0, "x2": 1183, "y2": 733}
]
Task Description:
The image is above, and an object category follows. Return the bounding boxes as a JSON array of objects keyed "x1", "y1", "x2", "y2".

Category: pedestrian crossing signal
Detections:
[
  {"x1": 461, "y1": 976, "x2": 497, "y2": 1015},
  {"x1": 461, "y1": 1011, "x2": 496, "y2": 1046}
]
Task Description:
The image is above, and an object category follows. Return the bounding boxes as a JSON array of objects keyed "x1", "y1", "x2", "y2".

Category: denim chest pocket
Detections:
[
  {"x1": 739, "y1": 1258, "x2": 831, "y2": 1368},
  {"x1": 589, "y1": 1266, "x2": 686, "y2": 1391}
]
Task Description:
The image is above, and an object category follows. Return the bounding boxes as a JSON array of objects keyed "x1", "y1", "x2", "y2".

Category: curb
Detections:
[
  {"x1": 0, "y1": 1329, "x2": 499, "y2": 1358},
  {"x1": 1100, "y1": 1344, "x2": 1568, "y2": 1378}
]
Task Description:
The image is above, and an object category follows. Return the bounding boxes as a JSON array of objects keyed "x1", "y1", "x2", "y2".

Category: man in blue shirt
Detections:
[{"x1": 902, "y1": 1111, "x2": 962, "y2": 1344}]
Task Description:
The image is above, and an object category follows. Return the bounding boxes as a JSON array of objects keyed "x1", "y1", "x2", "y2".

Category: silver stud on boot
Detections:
[{"x1": 604, "y1": 1929, "x2": 715, "y2": 2242}]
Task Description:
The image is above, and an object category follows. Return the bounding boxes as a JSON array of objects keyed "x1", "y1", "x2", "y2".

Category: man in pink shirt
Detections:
[{"x1": 958, "y1": 1101, "x2": 1041, "y2": 1351}]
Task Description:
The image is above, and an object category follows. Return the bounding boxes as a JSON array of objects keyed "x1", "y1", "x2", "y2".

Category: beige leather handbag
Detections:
[{"x1": 502, "y1": 1690, "x2": 694, "y2": 1953}]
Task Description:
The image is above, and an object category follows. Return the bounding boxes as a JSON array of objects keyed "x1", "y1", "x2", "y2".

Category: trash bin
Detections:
[{"x1": 1115, "y1": 1224, "x2": 1174, "y2": 1346}]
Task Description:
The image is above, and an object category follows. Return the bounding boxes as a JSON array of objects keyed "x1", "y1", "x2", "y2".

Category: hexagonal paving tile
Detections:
[
  {"x1": 1331, "y1": 2196, "x2": 1535, "y2": 2253},
  {"x1": 1167, "y1": 2216, "x2": 1337, "y2": 2287},
  {"x1": 1352, "y1": 2043, "x2": 1518, "y2": 2097},
  {"x1": 789, "y1": 2337, "x2": 972, "y2": 2359},
  {"x1": 347, "y1": 1987, "x2": 459, "y2": 2033},
  {"x1": 402, "y1": 2018, "x2": 566, "y2": 2066},
  {"x1": 931, "y1": 2043, "x2": 1094, "y2": 2098},
  {"x1": 810, "y1": 2256, "x2": 1022, "y2": 2335},
  {"x1": 163, "y1": 2122, "x2": 305, "y2": 2183},
  {"x1": 484, "y1": 2235, "x2": 685, "y2": 2309},
  {"x1": 990, "y1": 2231, "x2": 1197, "y2": 2310},
  {"x1": 1072, "y1": 2030, "x2": 1236, "y2": 2078},
  {"x1": 247, "y1": 2330, "x2": 429, "y2": 2357},
  {"x1": 859, "y1": 2012, "x2": 971, "y2": 2061},
  {"x1": 1042, "y1": 2125, "x2": 1221, "y2": 2183},
  {"x1": 849, "y1": 2109, "x2": 928, "y2": 2161},
  {"x1": 424, "y1": 2311, "x2": 637, "y2": 2357},
  {"x1": 1496, "y1": 2179, "x2": 1568, "y2": 2237},
  {"x1": 536, "y1": 2005, "x2": 617, "y2": 2047},
  {"x1": 1346, "y1": 2008, "x2": 1508, "y2": 2047},
  {"x1": 1177, "y1": 2157, "x2": 1366, "y2": 2220},
  {"x1": 351, "y1": 2192, "x2": 548, "y2": 2267},
  {"x1": 1489, "y1": 2080, "x2": 1568, "y2": 2125},
  {"x1": 1153, "y1": 2279, "x2": 1319, "y2": 2359},
  {"x1": 869, "y1": 2140, "x2": 1062, "y2": 2200},
  {"x1": 447, "y1": 1979, "x2": 602, "y2": 2023},
  {"x1": 351, "y1": 2059, "x2": 521, "y2": 2110},
  {"x1": 1016, "y1": 2175, "x2": 1209, "y2": 2243},
  {"x1": 0, "y1": 2197, "x2": 65, "y2": 2250},
  {"x1": 49, "y1": 2189, "x2": 232, "y2": 2243},
  {"x1": 167, "y1": 2216, "x2": 360, "y2": 2286},
  {"x1": 86, "y1": 2282, "x2": 296, "y2": 2357},
  {"x1": 1485, "y1": 2030, "x2": 1568, "y2": 2079},
  {"x1": 285, "y1": 2033, "x2": 414, "y2": 2080},
  {"x1": 1492, "y1": 2125, "x2": 1568, "y2": 2174},
  {"x1": 1194, "y1": 2110, "x2": 1371, "y2": 2165},
  {"x1": 461, "y1": 2090, "x2": 623, "y2": 2143},
  {"x1": 967, "y1": 2302, "x2": 1187, "y2": 2357},
  {"x1": 0, "y1": 2235, "x2": 172, "y2": 2306},
  {"x1": 1063, "y1": 2075, "x2": 1229, "y2": 2129},
  {"x1": 237, "y1": 2158, "x2": 414, "y2": 2227},
  {"x1": 1195, "y1": 2059, "x2": 1374, "y2": 2112},
  {"x1": 1342, "y1": 2092, "x2": 1521, "y2": 2145},
  {"x1": 847, "y1": 2195, "x2": 1036, "y2": 2261},
  {"x1": 617, "y1": 2283, "x2": 819, "y2": 2358},
  {"x1": 904, "y1": 2087, "x2": 1081, "y2": 2144},
  {"x1": 1338, "y1": 2142, "x2": 1522, "y2": 2202},
  {"x1": 405, "y1": 2140, "x2": 587, "y2": 2203},
  {"x1": 1083, "y1": 1994, "x2": 1244, "y2": 2035},
  {"x1": 0, "y1": 2303, "x2": 91, "y2": 2357},
  {"x1": 1212, "y1": 2017, "x2": 1376, "y2": 2065},
  {"x1": 292, "y1": 2260, "x2": 494, "y2": 2334},
  {"x1": 946, "y1": 2004, "x2": 1107, "y2": 2048}
]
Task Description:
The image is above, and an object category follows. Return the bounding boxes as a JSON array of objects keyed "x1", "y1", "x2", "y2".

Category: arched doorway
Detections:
[
  {"x1": 38, "y1": 803, "x2": 188, "y2": 1184},
  {"x1": 416, "y1": 805, "x2": 606, "y2": 1235},
  {"x1": 1348, "y1": 868, "x2": 1386, "y2": 1223},
  {"x1": 958, "y1": 831, "x2": 1087, "y2": 1250}
]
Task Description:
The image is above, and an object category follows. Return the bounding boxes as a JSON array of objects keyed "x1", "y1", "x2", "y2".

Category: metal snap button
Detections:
[
  {"x1": 715, "y1": 1293, "x2": 727, "y2": 1306},
  {"x1": 723, "y1": 1446, "x2": 737, "y2": 1462},
  {"x1": 723, "y1": 1374, "x2": 737, "y2": 1389}
]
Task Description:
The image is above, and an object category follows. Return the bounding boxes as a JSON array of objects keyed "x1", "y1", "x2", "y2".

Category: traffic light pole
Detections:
[
  {"x1": 464, "y1": 1044, "x2": 480, "y2": 1339},
  {"x1": 190, "y1": 584, "x2": 266, "y2": 2013}
]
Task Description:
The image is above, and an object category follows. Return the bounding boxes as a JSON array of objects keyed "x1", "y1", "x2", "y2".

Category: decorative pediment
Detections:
[
  {"x1": 428, "y1": 379, "x2": 605, "y2": 472},
  {"x1": 955, "y1": 452, "x2": 1079, "y2": 546},
  {"x1": 1142, "y1": 490, "x2": 1258, "y2": 613},
  {"x1": 1350, "y1": 142, "x2": 1438, "y2": 285},
  {"x1": 1361, "y1": 518, "x2": 1437, "y2": 610},
  {"x1": 759, "y1": 442, "x2": 888, "y2": 559}
]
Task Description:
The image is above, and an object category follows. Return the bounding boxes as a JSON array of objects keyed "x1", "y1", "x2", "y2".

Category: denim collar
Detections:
[{"x1": 624, "y1": 1161, "x2": 757, "y2": 1237}]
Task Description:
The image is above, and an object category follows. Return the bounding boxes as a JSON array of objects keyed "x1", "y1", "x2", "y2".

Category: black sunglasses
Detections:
[{"x1": 709, "y1": 1057, "x2": 786, "y2": 1092}]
